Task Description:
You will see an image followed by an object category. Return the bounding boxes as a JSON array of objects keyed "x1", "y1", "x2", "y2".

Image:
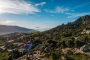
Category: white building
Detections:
[
  {"x1": 86, "y1": 30, "x2": 90, "y2": 34},
  {"x1": 22, "y1": 40, "x2": 35, "y2": 51},
  {"x1": 81, "y1": 29, "x2": 90, "y2": 34}
]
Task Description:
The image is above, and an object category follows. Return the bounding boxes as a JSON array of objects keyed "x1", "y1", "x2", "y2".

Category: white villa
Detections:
[
  {"x1": 22, "y1": 40, "x2": 35, "y2": 51},
  {"x1": 81, "y1": 29, "x2": 90, "y2": 34}
]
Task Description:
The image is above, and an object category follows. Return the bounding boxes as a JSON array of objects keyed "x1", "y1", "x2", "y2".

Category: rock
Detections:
[
  {"x1": 74, "y1": 37, "x2": 78, "y2": 40},
  {"x1": 80, "y1": 44, "x2": 89, "y2": 51},
  {"x1": 44, "y1": 47, "x2": 49, "y2": 51},
  {"x1": 61, "y1": 56, "x2": 65, "y2": 60},
  {"x1": 62, "y1": 48, "x2": 72, "y2": 54}
]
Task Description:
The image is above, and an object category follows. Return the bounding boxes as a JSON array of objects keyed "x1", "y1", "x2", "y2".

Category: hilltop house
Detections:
[
  {"x1": 7, "y1": 40, "x2": 14, "y2": 43},
  {"x1": 5, "y1": 40, "x2": 14, "y2": 45},
  {"x1": 81, "y1": 29, "x2": 90, "y2": 34},
  {"x1": 86, "y1": 30, "x2": 90, "y2": 34},
  {"x1": 22, "y1": 40, "x2": 35, "y2": 51}
]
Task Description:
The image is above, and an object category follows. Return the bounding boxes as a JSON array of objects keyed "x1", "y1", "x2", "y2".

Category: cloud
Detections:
[
  {"x1": 71, "y1": 10, "x2": 74, "y2": 12},
  {"x1": 36, "y1": 27, "x2": 40, "y2": 28},
  {"x1": 0, "y1": 20, "x2": 14, "y2": 24},
  {"x1": 51, "y1": 15, "x2": 54, "y2": 16},
  {"x1": 74, "y1": 4, "x2": 84, "y2": 9},
  {"x1": 44, "y1": 9, "x2": 49, "y2": 12},
  {"x1": 0, "y1": 0, "x2": 40, "y2": 14},
  {"x1": 45, "y1": 7, "x2": 69, "y2": 13},
  {"x1": 35, "y1": 27, "x2": 52, "y2": 31},
  {"x1": 35, "y1": 2, "x2": 46, "y2": 6},
  {"x1": 73, "y1": 2, "x2": 90, "y2": 9},
  {"x1": 66, "y1": 12, "x2": 90, "y2": 18}
]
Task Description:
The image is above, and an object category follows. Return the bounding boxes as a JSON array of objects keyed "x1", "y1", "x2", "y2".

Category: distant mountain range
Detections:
[{"x1": 0, "y1": 25, "x2": 39, "y2": 35}]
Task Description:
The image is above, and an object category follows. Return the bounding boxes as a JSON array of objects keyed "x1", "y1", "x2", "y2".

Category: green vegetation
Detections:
[
  {"x1": 44, "y1": 51, "x2": 89, "y2": 60},
  {"x1": 0, "y1": 52, "x2": 10, "y2": 60},
  {"x1": 66, "y1": 53, "x2": 89, "y2": 60},
  {"x1": 0, "y1": 15, "x2": 90, "y2": 60},
  {"x1": 26, "y1": 57, "x2": 32, "y2": 60},
  {"x1": 0, "y1": 50, "x2": 27, "y2": 60}
]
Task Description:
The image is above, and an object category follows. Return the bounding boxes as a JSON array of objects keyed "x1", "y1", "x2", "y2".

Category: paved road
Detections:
[{"x1": 1, "y1": 46, "x2": 5, "y2": 50}]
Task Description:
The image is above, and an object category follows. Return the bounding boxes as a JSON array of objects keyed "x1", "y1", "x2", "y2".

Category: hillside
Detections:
[
  {"x1": 0, "y1": 25, "x2": 39, "y2": 35},
  {"x1": 0, "y1": 15, "x2": 90, "y2": 60},
  {"x1": 36, "y1": 15, "x2": 90, "y2": 60},
  {"x1": 43, "y1": 15, "x2": 90, "y2": 37},
  {"x1": 73, "y1": 15, "x2": 90, "y2": 24}
]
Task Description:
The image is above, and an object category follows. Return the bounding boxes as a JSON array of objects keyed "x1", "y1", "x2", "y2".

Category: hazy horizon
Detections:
[{"x1": 0, "y1": 0, "x2": 90, "y2": 31}]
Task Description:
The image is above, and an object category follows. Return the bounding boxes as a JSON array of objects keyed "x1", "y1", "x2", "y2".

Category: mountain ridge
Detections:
[
  {"x1": 42, "y1": 15, "x2": 90, "y2": 37},
  {"x1": 0, "y1": 25, "x2": 39, "y2": 35},
  {"x1": 73, "y1": 15, "x2": 90, "y2": 24}
]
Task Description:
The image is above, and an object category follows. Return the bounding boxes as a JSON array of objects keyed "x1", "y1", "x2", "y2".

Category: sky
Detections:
[{"x1": 0, "y1": 0, "x2": 90, "y2": 31}]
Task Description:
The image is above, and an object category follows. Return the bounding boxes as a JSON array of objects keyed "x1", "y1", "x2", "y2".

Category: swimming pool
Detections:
[
  {"x1": 19, "y1": 50, "x2": 23, "y2": 52},
  {"x1": 16, "y1": 43, "x2": 23, "y2": 44}
]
